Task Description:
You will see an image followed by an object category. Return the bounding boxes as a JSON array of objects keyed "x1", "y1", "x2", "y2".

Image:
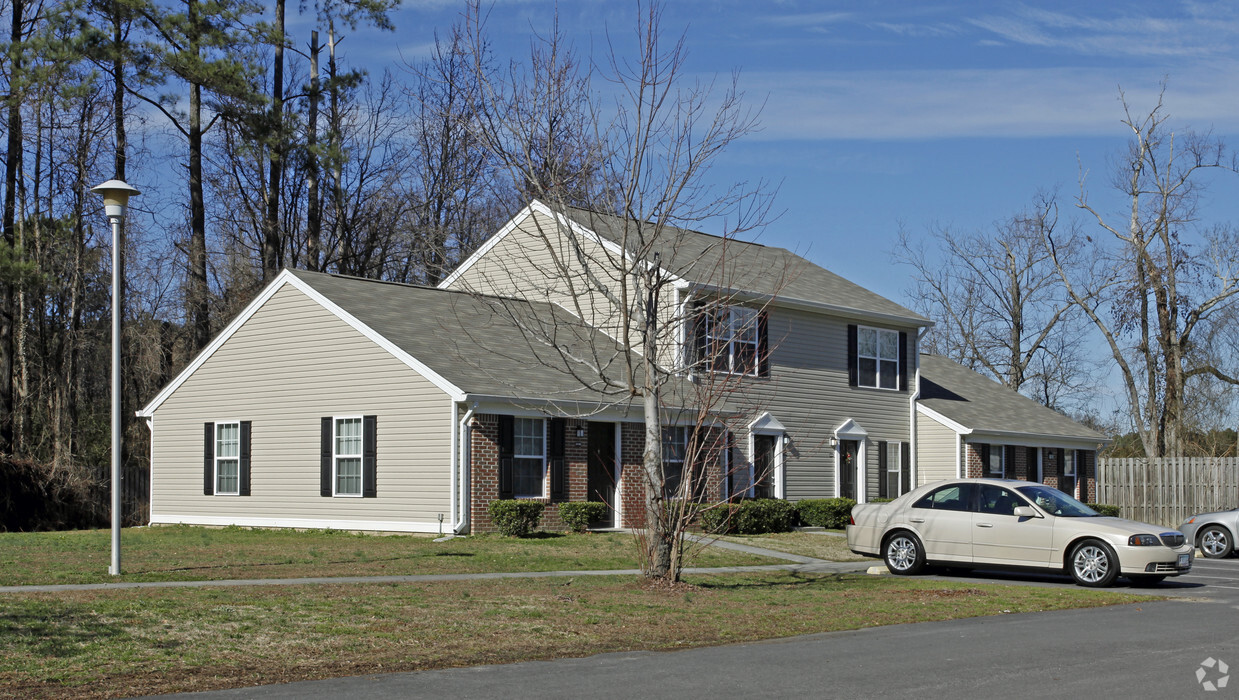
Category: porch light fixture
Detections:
[
  {"x1": 92, "y1": 179, "x2": 141, "y2": 577},
  {"x1": 830, "y1": 436, "x2": 838, "y2": 447},
  {"x1": 575, "y1": 425, "x2": 585, "y2": 438}
]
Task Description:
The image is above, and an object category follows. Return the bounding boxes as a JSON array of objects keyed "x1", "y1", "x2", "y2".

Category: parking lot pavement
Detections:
[{"x1": 916, "y1": 552, "x2": 1239, "y2": 601}]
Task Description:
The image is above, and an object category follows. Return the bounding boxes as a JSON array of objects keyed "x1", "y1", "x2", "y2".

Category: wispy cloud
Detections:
[
  {"x1": 746, "y1": 64, "x2": 1239, "y2": 140},
  {"x1": 968, "y1": 2, "x2": 1239, "y2": 58}
]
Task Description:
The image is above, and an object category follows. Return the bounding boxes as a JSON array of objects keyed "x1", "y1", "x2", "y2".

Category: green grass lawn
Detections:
[
  {"x1": 718, "y1": 531, "x2": 875, "y2": 562},
  {"x1": 0, "y1": 572, "x2": 1144, "y2": 699},
  {"x1": 0, "y1": 526, "x2": 772, "y2": 587}
]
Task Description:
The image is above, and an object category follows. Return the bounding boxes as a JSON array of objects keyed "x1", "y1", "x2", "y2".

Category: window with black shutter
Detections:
[
  {"x1": 498, "y1": 415, "x2": 515, "y2": 499},
  {"x1": 549, "y1": 418, "x2": 566, "y2": 501}
]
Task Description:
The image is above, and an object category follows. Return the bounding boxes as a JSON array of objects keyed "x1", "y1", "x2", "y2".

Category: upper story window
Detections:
[
  {"x1": 693, "y1": 303, "x2": 766, "y2": 376},
  {"x1": 856, "y1": 326, "x2": 900, "y2": 390}
]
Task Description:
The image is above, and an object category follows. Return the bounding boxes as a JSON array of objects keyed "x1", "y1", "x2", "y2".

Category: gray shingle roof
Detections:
[
  {"x1": 918, "y1": 353, "x2": 1108, "y2": 442},
  {"x1": 290, "y1": 269, "x2": 651, "y2": 407},
  {"x1": 561, "y1": 206, "x2": 928, "y2": 324}
]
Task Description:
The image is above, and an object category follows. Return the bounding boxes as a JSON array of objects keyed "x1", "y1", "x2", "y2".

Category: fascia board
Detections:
[
  {"x1": 137, "y1": 270, "x2": 296, "y2": 417},
  {"x1": 915, "y1": 403, "x2": 973, "y2": 435},
  {"x1": 687, "y1": 282, "x2": 932, "y2": 329},
  {"x1": 437, "y1": 203, "x2": 536, "y2": 289},
  {"x1": 285, "y1": 274, "x2": 466, "y2": 401},
  {"x1": 966, "y1": 429, "x2": 1113, "y2": 448},
  {"x1": 137, "y1": 270, "x2": 466, "y2": 418}
]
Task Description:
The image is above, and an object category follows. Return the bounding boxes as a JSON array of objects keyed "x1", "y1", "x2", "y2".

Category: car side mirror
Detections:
[{"x1": 1013, "y1": 506, "x2": 1041, "y2": 519}]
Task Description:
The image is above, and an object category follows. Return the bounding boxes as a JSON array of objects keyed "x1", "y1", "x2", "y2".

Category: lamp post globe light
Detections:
[{"x1": 91, "y1": 179, "x2": 140, "y2": 576}]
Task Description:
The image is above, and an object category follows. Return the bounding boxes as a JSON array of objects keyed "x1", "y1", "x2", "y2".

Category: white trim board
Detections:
[
  {"x1": 138, "y1": 270, "x2": 466, "y2": 417},
  {"x1": 148, "y1": 514, "x2": 447, "y2": 534}
]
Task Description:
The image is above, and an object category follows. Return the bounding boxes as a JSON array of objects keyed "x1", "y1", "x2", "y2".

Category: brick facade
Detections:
[
  {"x1": 469, "y1": 414, "x2": 725, "y2": 533},
  {"x1": 961, "y1": 441, "x2": 1096, "y2": 502}
]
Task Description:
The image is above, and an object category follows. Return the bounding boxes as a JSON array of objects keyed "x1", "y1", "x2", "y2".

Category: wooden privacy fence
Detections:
[{"x1": 1096, "y1": 457, "x2": 1239, "y2": 528}]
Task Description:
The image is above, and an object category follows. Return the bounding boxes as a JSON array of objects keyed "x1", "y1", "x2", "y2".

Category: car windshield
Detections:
[{"x1": 1015, "y1": 485, "x2": 1100, "y2": 517}]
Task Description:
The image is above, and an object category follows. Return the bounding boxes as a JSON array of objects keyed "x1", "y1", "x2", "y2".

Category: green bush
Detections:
[
  {"x1": 796, "y1": 498, "x2": 857, "y2": 529},
  {"x1": 488, "y1": 500, "x2": 545, "y2": 537},
  {"x1": 699, "y1": 504, "x2": 739, "y2": 534},
  {"x1": 1088, "y1": 503, "x2": 1122, "y2": 517},
  {"x1": 735, "y1": 498, "x2": 797, "y2": 534},
  {"x1": 558, "y1": 502, "x2": 610, "y2": 533}
]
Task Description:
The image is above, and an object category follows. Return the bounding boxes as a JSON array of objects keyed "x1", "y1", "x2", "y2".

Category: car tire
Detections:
[
  {"x1": 1069, "y1": 539, "x2": 1120, "y2": 588},
  {"x1": 1199, "y1": 526, "x2": 1234, "y2": 559},
  {"x1": 1128, "y1": 575, "x2": 1166, "y2": 587},
  {"x1": 883, "y1": 531, "x2": 926, "y2": 575}
]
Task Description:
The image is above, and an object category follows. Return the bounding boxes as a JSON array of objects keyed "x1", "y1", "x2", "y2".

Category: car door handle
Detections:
[
  {"x1": 976, "y1": 523, "x2": 994, "y2": 528},
  {"x1": 910, "y1": 518, "x2": 925, "y2": 524}
]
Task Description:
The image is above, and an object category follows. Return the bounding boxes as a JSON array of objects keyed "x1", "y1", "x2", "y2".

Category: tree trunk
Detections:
[
  {"x1": 0, "y1": 0, "x2": 24, "y2": 454},
  {"x1": 187, "y1": 0, "x2": 210, "y2": 351},
  {"x1": 261, "y1": 0, "x2": 285, "y2": 282},
  {"x1": 305, "y1": 29, "x2": 320, "y2": 272}
]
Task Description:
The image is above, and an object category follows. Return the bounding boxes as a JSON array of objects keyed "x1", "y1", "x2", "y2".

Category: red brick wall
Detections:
[
  {"x1": 960, "y1": 443, "x2": 1096, "y2": 502},
  {"x1": 965, "y1": 443, "x2": 983, "y2": 478},
  {"x1": 468, "y1": 414, "x2": 591, "y2": 534}
]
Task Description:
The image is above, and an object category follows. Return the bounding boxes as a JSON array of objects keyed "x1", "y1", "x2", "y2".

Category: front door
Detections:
[
  {"x1": 753, "y1": 434, "x2": 776, "y2": 499},
  {"x1": 839, "y1": 439, "x2": 858, "y2": 499},
  {"x1": 587, "y1": 422, "x2": 617, "y2": 527}
]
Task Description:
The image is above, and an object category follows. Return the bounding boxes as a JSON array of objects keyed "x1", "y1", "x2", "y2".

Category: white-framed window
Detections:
[
  {"x1": 983, "y1": 443, "x2": 1004, "y2": 478},
  {"x1": 857, "y1": 326, "x2": 899, "y2": 389},
  {"x1": 662, "y1": 426, "x2": 689, "y2": 498},
  {"x1": 215, "y1": 421, "x2": 240, "y2": 495},
  {"x1": 334, "y1": 416, "x2": 363, "y2": 497},
  {"x1": 701, "y1": 305, "x2": 761, "y2": 375},
  {"x1": 513, "y1": 417, "x2": 547, "y2": 498}
]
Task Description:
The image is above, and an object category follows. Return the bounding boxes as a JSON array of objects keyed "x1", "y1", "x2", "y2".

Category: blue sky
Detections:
[{"x1": 326, "y1": 0, "x2": 1239, "y2": 307}]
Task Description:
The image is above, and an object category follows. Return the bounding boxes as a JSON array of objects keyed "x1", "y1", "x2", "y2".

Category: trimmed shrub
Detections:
[
  {"x1": 796, "y1": 498, "x2": 857, "y2": 529},
  {"x1": 735, "y1": 498, "x2": 797, "y2": 534},
  {"x1": 558, "y1": 502, "x2": 610, "y2": 533},
  {"x1": 1088, "y1": 503, "x2": 1122, "y2": 517},
  {"x1": 488, "y1": 500, "x2": 544, "y2": 537},
  {"x1": 699, "y1": 504, "x2": 739, "y2": 534}
]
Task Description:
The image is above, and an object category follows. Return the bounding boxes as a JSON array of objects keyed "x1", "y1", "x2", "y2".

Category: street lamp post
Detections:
[{"x1": 92, "y1": 179, "x2": 140, "y2": 576}]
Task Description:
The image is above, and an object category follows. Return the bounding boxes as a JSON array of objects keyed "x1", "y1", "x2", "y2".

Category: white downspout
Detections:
[
  {"x1": 453, "y1": 405, "x2": 475, "y2": 535},
  {"x1": 908, "y1": 327, "x2": 928, "y2": 489}
]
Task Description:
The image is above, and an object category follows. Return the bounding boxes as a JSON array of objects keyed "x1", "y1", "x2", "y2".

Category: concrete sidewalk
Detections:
[{"x1": 0, "y1": 537, "x2": 875, "y2": 594}]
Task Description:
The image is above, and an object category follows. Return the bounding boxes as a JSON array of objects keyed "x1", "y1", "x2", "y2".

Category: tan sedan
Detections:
[{"x1": 847, "y1": 478, "x2": 1193, "y2": 587}]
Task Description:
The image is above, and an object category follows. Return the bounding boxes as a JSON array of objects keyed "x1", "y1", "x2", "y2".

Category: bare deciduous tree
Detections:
[
  {"x1": 451, "y1": 1, "x2": 776, "y2": 582},
  {"x1": 1047, "y1": 87, "x2": 1239, "y2": 457}
]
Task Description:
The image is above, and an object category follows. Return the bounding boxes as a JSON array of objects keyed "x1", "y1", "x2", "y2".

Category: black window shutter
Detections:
[
  {"x1": 898, "y1": 331, "x2": 909, "y2": 391},
  {"x1": 980, "y1": 443, "x2": 990, "y2": 475},
  {"x1": 363, "y1": 415, "x2": 378, "y2": 498},
  {"x1": 725, "y1": 431, "x2": 736, "y2": 499},
  {"x1": 847, "y1": 325, "x2": 858, "y2": 387},
  {"x1": 498, "y1": 415, "x2": 515, "y2": 499},
  {"x1": 1004, "y1": 445, "x2": 1016, "y2": 480},
  {"x1": 203, "y1": 422, "x2": 215, "y2": 495},
  {"x1": 1056, "y1": 447, "x2": 1065, "y2": 477},
  {"x1": 900, "y1": 441, "x2": 911, "y2": 494},
  {"x1": 877, "y1": 441, "x2": 888, "y2": 498},
  {"x1": 239, "y1": 421, "x2": 252, "y2": 496},
  {"x1": 549, "y1": 418, "x2": 566, "y2": 500},
  {"x1": 757, "y1": 311, "x2": 770, "y2": 376},
  {"x1": 1026, "y1": 447, "x2": 1038, "y2": 481},
  {"x1": 320, "y1": 417, "x2": 332, "y2": 497}
]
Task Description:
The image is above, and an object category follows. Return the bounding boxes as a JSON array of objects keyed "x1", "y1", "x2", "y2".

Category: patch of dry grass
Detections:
[
  {"x1": 0, "y1": 527, "x2": 770, "y2": 587},
  {"x1": 718, "y1": 531, "x2": 875, "y2": 561},
  {"x1": 0, "y1": 572, "x2": 1142, "y2": 699}
]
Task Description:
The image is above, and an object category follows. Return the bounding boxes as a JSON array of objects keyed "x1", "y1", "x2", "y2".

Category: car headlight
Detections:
[{"x1": 1129, "y1": 534, "x2": 1160, "y2": 546}]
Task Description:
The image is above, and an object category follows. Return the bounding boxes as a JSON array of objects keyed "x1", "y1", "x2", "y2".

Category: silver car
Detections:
[
  {"x1": 1180, "y1": 508, "x2": 1239, "y2": 559},
  {"x1": 848, "y1": 478, "x2": 1194, "y2": 587}
]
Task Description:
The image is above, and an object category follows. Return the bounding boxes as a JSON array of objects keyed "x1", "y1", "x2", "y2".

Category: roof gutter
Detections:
[{"x1": 685, "y1": 282, "x2": 933, "y2": 328}]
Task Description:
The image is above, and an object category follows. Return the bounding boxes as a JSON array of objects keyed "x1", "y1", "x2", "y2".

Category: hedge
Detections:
[
  {"x1": 796, "y1": 498, "x2": 857, "y2": 529},
  {"x1": 558, "y1": 502, "x2": 609, "y2": 533},
  {"x1": 487, "y1": 500, "x2": 545, "y2": 537},
  {"x1": 1087, "y1": 503, "x2": 1122, "y2": 517}
]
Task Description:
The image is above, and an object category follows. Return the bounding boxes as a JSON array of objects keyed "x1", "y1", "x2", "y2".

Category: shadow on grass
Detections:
[
  {"x1": 694, "y1": 571, "x2": 859, "y2": 591},
  {"x1": 0, "y1": 608, "x2": 139, "y2": 658}
]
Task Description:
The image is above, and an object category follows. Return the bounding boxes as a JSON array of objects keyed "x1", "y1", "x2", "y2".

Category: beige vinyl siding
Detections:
[
  {"x1": 149, "y1": 284, "x2": 453, "y2": 530},
  {"x1": 729, "y1": 307, "x2": 918, "y2": 503},
  {"x1": 916, "y1": 412, "x2": 959, "y2": 484},
  {"x1": 447, "y1": 210, "x2": 634, "y2": 342}
]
